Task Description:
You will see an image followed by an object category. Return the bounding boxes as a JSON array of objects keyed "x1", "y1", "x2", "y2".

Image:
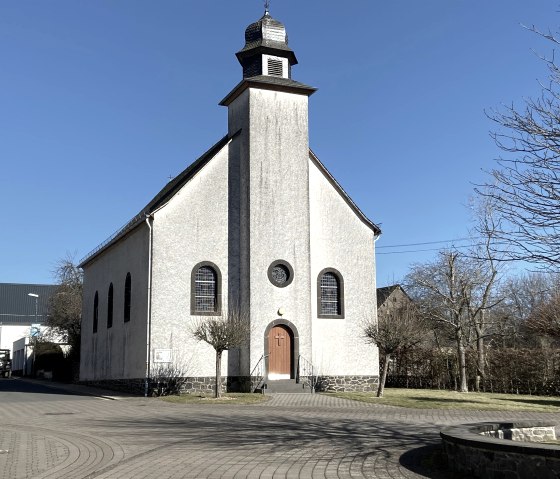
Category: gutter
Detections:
[{"x1": 144, "y1": 214, "x2": 154, "y2": 397}]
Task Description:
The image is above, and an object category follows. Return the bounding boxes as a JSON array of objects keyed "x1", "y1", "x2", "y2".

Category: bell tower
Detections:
[{"x1": 221, "y1": 7, "x2": 317, "y2": 379}]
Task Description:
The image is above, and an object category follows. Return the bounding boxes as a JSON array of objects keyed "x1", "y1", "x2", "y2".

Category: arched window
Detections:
[
  {"x1": 318, "y1": 268, "x2": 344, "y2": 318},
  {"x1": 124, "y1": 273, "x2": 131, "y2": 323},
  {"x1": 93, "y1": 291, "x2": 99, "y2": 333},
  {"x1": 107, "y1": 283, "x2": 114, "y2": 329},
  {"x1": 191, "y1": 262, "x2": 221, "y2": 315}
]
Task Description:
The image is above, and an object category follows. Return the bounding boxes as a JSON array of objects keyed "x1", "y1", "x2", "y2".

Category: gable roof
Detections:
[
  {"x1": 80, "y1": 134, "x2": 381, "y2": 267},
  {"x1": 309, "y1": 150, "x2": 381, "y2": 235},
  {"x1": 0, "y1": 283, "x2": 57, "y2": 325},
  {"x1": 376, "y1": 284, "x2": 412, "y2": 308},
  {"x1": 80, "y1": 134, "x2": 232, "y2": 267}
]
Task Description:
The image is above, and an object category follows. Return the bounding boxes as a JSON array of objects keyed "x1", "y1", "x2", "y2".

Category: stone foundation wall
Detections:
[
  {"x1": 316, "y1": 375, "x2": 379, "y2": 392},
  {"x1": 441, "y1": 422, "x2": 560, "y2": 479},
  {"x1": 80, "y1": 376, "x2": 254, "y2": 396}
]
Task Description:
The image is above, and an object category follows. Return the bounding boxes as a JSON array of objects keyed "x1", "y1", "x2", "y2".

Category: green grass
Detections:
[
  {"x1": 325, "y1": 388, "x2": 560, "y2": 412},
  {"x1": 160, "y1": 392, "x2": 270, "y2": 405}
]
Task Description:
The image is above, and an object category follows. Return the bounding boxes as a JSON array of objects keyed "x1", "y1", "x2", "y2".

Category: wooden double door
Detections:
[{"x1": 268, "y1": 325, "x2": 293, "y2": 380}]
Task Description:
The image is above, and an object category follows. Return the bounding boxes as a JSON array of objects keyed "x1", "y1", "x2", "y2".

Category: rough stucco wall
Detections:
[
  {"x1": 227, "y1": 90, "x2": 251, "y2": 377},
  {"x1": 245, "y1": 88, "x2": 312, "y2": 372},
  {"x1": 309, "y1": 160, "x2": 379, "y2": 377},
  {"x1": 150, "y1": 144, "x2": 230, "y2": 378},
  {"x1": 80, "y1": 225, "x2": 149, "y2": 381}
]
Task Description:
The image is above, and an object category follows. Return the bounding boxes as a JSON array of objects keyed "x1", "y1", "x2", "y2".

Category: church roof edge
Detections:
[
  {"x1": 309, "y1": 149, "x2": 381, "y2": 237},
  {"x1": 219, "y1": 76, "x2": 316, "y2": 107},
  {"x1": 79, "y1": 134, "x2": 233, "y2": 268}
]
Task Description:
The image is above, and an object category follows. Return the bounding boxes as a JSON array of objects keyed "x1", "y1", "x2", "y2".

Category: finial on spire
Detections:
[{"x1": 264, "y1": 0, "x2": 270, "y2": 14}]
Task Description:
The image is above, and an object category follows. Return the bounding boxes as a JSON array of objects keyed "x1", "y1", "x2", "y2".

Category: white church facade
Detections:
[{"x1": 79, "y1": 9, "x2": 380, "y2": 394}]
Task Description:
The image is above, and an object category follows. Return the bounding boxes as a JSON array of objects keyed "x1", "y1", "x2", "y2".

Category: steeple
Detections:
[{"x1": 236, "y1": 8, "x2": 298, "y2": 79}]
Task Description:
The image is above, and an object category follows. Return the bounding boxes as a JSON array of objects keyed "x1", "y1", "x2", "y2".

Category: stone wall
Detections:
[
  {"x1": 441, "y1": 422, "x2": 560, "y2": 479},
  {"x1": 482, "y1": 426, "x2": 556, "y2": 443},
  {"x1": 316, "y1": 375, "x2": 379, "y2": 392},
  {"x1": 80, "y1": 375, "x2": 256, "y2": 396}
]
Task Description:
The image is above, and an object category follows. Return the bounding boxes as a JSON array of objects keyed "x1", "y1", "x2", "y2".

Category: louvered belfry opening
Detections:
[{"x1": 267, "y1": 58, "x2": 283, "y2": 77}]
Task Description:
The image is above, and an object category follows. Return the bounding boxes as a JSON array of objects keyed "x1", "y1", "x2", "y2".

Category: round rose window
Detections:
[{"x1": 268, "y1": 261, "x2": 294, "y2": 288}]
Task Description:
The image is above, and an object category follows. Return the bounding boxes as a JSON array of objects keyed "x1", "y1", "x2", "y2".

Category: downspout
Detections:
[{"x1": 144, "y1": 214, "x2": 154, "y2": 397}]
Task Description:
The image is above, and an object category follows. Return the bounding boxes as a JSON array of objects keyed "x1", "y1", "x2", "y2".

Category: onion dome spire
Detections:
[{"x1": 235, "y1": 7, "x2": 298, "y2": 79}]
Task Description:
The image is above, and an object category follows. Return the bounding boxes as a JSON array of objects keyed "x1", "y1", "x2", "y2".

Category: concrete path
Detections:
[{"x1": 1, "y1": 378, "x2": 559, "y2": 478}]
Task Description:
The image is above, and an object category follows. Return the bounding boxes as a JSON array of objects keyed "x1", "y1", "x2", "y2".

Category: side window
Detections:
[
  {"x1": 317, "y1": 268, "x2": 344, "y2": 319},
  {"x1": 107, "y1": 283, "x2": 114, "y2": 329},
  {"x1": 191, "y1": 262, "x2": 222, "y2": 315},
  {"x1": 93, "y1": 291, "x2": 99, "y2": 333},
  {"x1": 124, "y1": 273, "x2": 131, "y2": 323}
]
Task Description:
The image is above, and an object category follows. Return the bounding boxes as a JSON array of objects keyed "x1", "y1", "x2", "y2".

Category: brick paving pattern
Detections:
[{"x1": 1, "y1": 379, "x2": 559, "y2": 478}]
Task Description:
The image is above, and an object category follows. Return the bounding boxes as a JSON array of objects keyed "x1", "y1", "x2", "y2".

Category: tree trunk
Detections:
[
  {"x1": 215, "y1": 350, "x2": 222, "y2": 398},
  {"x1": 377, "y1": 353, "x2": 391, "y2": 398},
  {"x1": 457, "y1": 340, "x2": 468, "y2": 393},
  {"x1": 475, "y1": 336, "x2": 485, "y2": 392}
]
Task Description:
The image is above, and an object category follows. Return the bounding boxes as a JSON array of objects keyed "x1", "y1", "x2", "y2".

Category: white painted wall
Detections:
[
  {"x1": 150, "y1": 143, "x2": 230, "y2": 377},
  {"x1": 229, "y1": 88, "x2": 312, "y2": 374},
  {"x1": 0, "y1": 325, "x2": 30, "y2": 354},
  {"x1": 309, "y1": 159, "x2": 379, "y2": 377},
  {"x1": 80, "y1": 225, "x2": 149, "y2": 381}
]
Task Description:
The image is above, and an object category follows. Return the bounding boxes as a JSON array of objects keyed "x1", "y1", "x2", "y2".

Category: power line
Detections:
[
  {"x1": 377, "y1": 237, "x2": 476, "y2": 249},
  {"x1": 377, "y1": 244, "x2": 476, "y2": 255}
]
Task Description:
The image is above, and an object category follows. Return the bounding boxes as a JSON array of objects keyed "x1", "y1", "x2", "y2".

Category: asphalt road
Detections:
[{"x1": 1, "y1": 378, "x2": 559, "y2": 478}]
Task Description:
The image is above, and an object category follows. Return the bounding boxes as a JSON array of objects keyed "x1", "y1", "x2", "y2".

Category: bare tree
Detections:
[
  {"x1": 406, "y1": 251, "x2": 473, "y2": 392},
  {"x1": 479, "y1": 25, "x2": 560, "y2": 269},
  {"x1": 364, "y1": 302, "x2": 425, "y2": 397},
  {"x1": 495, "y1": 272, "x2": 554, "y2": 348},
  {"x1": 465, "y1": 197, "x2": 504, "y2": 391},
  {"x1": 46, "y1": 255, "x2": 83, "y2": 361},
  {"x1": 527, "y1": 286, "x2": 560, "y2": 340},
  {"x1": 192, "y1": 307, "x2": 250, "y2": 398}
]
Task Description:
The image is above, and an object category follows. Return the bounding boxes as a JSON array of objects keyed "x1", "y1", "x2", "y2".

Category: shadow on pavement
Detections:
[
  {"x1": 0, "y1": 378, "x2": 88, "y2": 397},
  {"x1": 399, "y1": 443, "x2": 460, "y2": 478},
  {"x1": 89, "y1": 408, "x2": 449, "y2": 472}
]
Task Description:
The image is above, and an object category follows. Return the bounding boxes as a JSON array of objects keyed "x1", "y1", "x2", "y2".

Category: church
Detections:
[{"x1": 79, "y1": 7, "x2": 381, "y2": 395}]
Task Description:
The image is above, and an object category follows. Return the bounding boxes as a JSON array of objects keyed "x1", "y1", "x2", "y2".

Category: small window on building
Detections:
[
  {"x1": 267, "y1": 58, "x2": 283, "y2": 77},
  {"x1": 93, "y1": 291, "x2": 99, "y2": 333},
  {"x1": 124, "y1": 273, "x2": 131, "y2": 323},
  {"x1": 191, "y1": 262, "x2": 221, "y2": 315},
  {"x1": 317, "y1": 269, "x2": 344, "y2": 318},
  {"x1": 267, "y1": 260, "x2": 294, "y2": 288},
  {"x1": 107, "y1": 283, "x2": 114, "y2": 329}
]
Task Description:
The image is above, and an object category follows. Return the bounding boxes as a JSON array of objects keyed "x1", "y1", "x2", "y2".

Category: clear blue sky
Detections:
[{"x1": 0, "y1": 1, "x2": 555, "y2": 286}]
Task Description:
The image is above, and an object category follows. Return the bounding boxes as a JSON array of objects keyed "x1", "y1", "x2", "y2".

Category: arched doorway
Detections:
[{"x1": 267, "y1": 324, "x2": 294, "y2": 380}]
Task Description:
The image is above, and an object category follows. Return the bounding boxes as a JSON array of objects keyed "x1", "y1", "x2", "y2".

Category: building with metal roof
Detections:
[{"x1": 0, "y1": 282, "x2": 57, "y2": 354}]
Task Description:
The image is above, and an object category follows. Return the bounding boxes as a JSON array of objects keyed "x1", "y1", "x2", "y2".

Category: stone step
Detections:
[{"x1": 264, "y1": 379, "x2": 310, "y2": 394}]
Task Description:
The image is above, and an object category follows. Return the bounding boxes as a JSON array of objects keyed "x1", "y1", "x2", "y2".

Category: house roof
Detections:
[
  {"x1": 376, "y1": 284, "x2": 411, "y2": 308},
  {"x1": 0, "y1": 283, "x2": 57, "y2": 326},
  {"x1": 376, "y1": 285, "x2": 401, "y2": 308},
  {"x1": 80, "y1": 134, "x2": 381, "y2": 268}
]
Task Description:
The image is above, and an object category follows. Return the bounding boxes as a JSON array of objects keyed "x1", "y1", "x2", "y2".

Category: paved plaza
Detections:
[{"x1": 1, "y1": 378, "x2": 559, "y2": 478}]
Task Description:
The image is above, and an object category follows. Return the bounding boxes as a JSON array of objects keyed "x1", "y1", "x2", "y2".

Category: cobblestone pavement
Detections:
[{"x1": 1, "y1": 378, "x2": 560, "y2": 479}]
